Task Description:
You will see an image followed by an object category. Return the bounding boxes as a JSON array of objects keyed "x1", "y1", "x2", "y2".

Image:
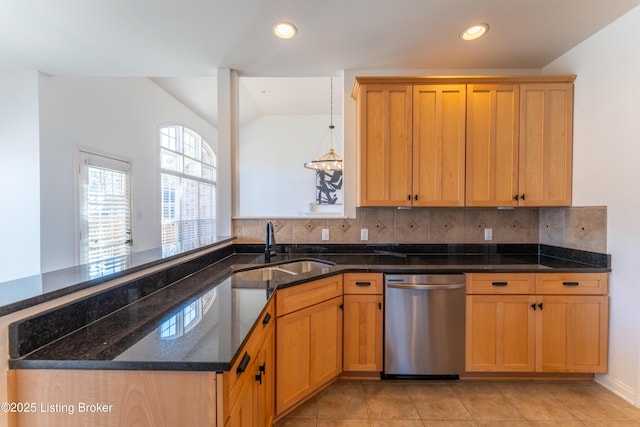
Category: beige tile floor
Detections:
[{"x1": 274, "y1": 379, "x2": 640, "y2": 426}]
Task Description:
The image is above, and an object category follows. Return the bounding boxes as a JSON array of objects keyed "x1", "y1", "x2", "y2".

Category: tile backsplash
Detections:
[{"x1": 233, "y1": 206, "x2": 607, "y2": 253}]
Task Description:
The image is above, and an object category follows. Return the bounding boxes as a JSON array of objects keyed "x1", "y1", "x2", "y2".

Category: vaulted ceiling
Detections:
[{"x1": 2, "y1": 0, "x2": 638, "y2": 124}]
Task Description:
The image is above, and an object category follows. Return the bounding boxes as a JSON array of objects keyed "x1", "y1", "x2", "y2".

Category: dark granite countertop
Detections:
[
  {"x1": 8, "y1": 243, "x2": 611, "y2": 372},
  {"x1": 0, "y1": 236, "x2": 235, "y2": 316}
]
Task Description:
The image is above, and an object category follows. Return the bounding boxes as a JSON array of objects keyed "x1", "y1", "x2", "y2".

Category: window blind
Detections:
[
  {"x1": 79, "y1": 152, "x2": 132, "y2": 271},
  {"x1": 160, "y1": 126, "x2": 216, "y2": 254}
]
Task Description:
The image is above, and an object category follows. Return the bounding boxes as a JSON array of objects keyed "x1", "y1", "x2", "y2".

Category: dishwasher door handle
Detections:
[{"x1": 386, "y1": 283, "x2": 465, "y2": 290}]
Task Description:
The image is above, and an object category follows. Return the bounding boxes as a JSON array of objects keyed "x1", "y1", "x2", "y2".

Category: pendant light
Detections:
[{"x1": 304, "y1": 77, "x2": 343, "y2": 171}]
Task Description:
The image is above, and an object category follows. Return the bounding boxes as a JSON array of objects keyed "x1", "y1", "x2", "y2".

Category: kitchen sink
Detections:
[
  {"x1": 232, "y1": 260, "x2": 333, "y2": 283},
  {"x1": 233, "y1": 266, "x2": 297, "y2": 282},
  {"x1": 274, "y1": 260, "x2": 333, "y2": 275}
]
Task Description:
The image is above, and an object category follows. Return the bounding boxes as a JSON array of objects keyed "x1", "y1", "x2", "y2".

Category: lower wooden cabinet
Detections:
[
  {"x1": 465, "y1": 273, "x2": 609, "y2": 374},
  {"x1": 536, "y1": 295, "x2": 608, "y2": 373},
  {"x1": 221, "y1": 298, "x2": 276, "y2": 426},
  {"x1": 257, "y1": 325, "x2": 276, "y2": 427},
  {"x1": 466, "y1": 294, "x2": 536, "y2": 372},
  {"x1": 342, "y1": 273, "x2": 383, "y2": 373},
  {"x1": 275, "y1": 276, "x2": 343, "y2": 416}
]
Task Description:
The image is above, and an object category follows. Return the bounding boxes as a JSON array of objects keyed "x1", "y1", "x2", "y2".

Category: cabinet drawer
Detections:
[
  {"x1": 535, "y1": 273, "x2": 609, "y2": 295},
  {"x1": 276, "y1": 275, "x2": 343, "y2": 317},
  {"x1": 343, "y1": 273, "x2": 383, "y2": 294},
  {"x1": 466, "y1": 273, "x2": 535, "y2": 294}
]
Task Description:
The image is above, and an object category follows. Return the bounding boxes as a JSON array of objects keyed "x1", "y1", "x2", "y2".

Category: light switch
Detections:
[
  {"x1": 361, "y1": 228, "x2": 369, "y2": 241},
  {"x1": 322, "y1": 228, "x2": 330, "y2": 240}
]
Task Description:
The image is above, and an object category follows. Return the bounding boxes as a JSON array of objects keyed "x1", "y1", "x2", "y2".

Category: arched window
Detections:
[{"x1": 160, "y1": 126, "x2": 216, "y2": 254}]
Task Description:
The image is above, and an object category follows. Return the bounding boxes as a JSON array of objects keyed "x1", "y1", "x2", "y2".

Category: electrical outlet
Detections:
[
  {"x1": 484, "y1": 228, "x2": 493, "y2": 241},
  {"x1": 360, "y1": 228, "x2": 369, "y2": 241},
  {"x1": 322, "y1": 228, "x2": 330, "y2": 241}
]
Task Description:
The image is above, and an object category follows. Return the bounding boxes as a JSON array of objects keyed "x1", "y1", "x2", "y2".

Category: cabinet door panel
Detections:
[
  {"x1": 412, "y1": 85, "x2": 466, "y2": 206},
  {"x1": 257, "y1": 326, "x2": 275, "y2": 427},
  {"x1": 343, "y1": 294, "x2": 383, "y2": 372},
  {"x1": 536, "y1": 295, "x2": 608, "y2": 373},
  {"x1": 358, "y1": 85, "x2": 412, "y2": 206},
  {"x1": 276, "y1": 296, "x2": 342, "y2": 415},
  {"x1": 519, "y1": 83, "x2": 573, "y2": 206},
  {"x1": 466, "y1": 84, "x2": 519, "y2": 206},
  {"x1": 466, "y1": 295, "x2": 535, "y2": 372}
]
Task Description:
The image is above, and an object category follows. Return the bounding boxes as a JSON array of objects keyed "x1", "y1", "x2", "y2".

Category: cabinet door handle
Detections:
[
  {"x1": 407, "y1": 195, "x2": 411, "y2": 201},
  {"x1": 531, "y1": 303, "x2": 536, "y2": 310},
  {"x1": 355, "y1": 281, "x2": 371, "y2": 287},
  {"x1": 521, "y1": 194, "x2": 526, "y2": 201},
  {"x1": 563, "y1": 281, "x2": 580, "y2": 287},
  {"x1": 237, "y1": 352, "x2": 251, "y2": 375},
  {"x1": 378, "y1": 302, "x2": 382, "y2": 310},
  {"x1": 513, "y1": 194, "x2": 519, "y2": 201},
  {"x1": 255, "y1": 372, "x2": 262, "y2": 384},
  {"x1": 259, "y1": 363, "x2": 266, "y2": 374},
  {"x1": 262, "y1": 312, "x2": 272, "y2": 325},
  {"x1": 538, "y1": 302, "x2": 543, "y2": 310},
  {"x1": 491, "y1": 281, "x2": 508, "y2": 287},
  {"x1": 414, "y1": 194, "x2": 418, "y2": 201}
]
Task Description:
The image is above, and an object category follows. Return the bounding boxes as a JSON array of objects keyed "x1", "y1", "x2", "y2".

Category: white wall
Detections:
[
  {"x1": 238, "y1": 114, "x2": 342, "y2": 217},
  {"x1": 0, "y1": 71, "x2": 41, "y2": 283},
  {"x1": 544, "y1": 5, "x2": 640, "y2": 406},
  {"x1": 38, "y1": 76, "x2": 217, "y2": 273}
]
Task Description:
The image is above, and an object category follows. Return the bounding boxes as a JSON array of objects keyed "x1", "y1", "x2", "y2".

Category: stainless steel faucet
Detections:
[{"x1": 265, "y1": 220, "x2": 277, "y2": 262}]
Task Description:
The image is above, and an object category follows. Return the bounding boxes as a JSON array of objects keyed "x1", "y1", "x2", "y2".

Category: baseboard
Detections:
[{"x1": 595, "y1": 373, "x2": 639, "y2": 407}]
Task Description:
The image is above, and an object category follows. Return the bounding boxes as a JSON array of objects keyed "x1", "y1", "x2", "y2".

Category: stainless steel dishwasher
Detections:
[{"x1": 383, "y1": 274, "x2": 466, "y2": 378}]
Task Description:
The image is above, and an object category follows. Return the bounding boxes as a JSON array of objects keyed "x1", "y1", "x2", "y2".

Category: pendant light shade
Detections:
[{"x1": 304, "y1": 77, "x2": 343, "y2": 171}]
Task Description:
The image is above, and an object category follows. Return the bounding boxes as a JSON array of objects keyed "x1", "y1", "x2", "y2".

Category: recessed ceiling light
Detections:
[
  {"x1": 460, "y1": 23, "x2": 489, "y2": 41},
  {"x1": 273, "y1": 22, "x2": 297, "y2": 39}
]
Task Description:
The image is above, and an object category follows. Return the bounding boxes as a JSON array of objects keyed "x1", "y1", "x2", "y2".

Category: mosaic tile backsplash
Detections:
[{"x1": 233, "y1": 206, "x2": 607, "y2": 253}]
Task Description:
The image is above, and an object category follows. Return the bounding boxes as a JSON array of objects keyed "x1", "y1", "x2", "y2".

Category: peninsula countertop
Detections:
[{"x1": 8, "y1": 243, "x2": 611, "y2": 372}]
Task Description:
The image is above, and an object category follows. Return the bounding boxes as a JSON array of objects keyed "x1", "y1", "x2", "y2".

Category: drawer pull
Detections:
[
  {"x1": 262, "y1": 312, "x2": 272, "y2": 325},
  {"x1": 491, "y1": 281, "x2": 508, "y2": 287},
  {"x1": 355, "y1": 281, "x2": 371, "y2": 287},
  {"x1": 563, "y1": 281, "x2": 580, "y2": 287},
  {"x1": 236, "y1": 352, "x2": 251, "y2": 375}
]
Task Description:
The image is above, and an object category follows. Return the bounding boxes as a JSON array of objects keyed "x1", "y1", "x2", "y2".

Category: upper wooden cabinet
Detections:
[
  {"x1": 353, "y1": 76, "x2": 575, "y2": 207},
  {"x1": 355, "y1": 83, "x2": 466, "y2": 207},
  {"x1": 518, "y1": 83, "x2": 574, "y2": 206},
  {"x1": 466, "y1": 82, "x2": 574, "y2": 206},
  {"x1": 413, "y1": 85, "x2": 466, "y2": 206},
  {"x1": 465, "y1": 84, "x2": 520, "y2": 206},
  {"x1": 356, "y1": 84, "x2": 413, "y2": 206}
]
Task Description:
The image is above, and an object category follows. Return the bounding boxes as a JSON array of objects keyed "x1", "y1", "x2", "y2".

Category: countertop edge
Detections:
[{"x1": 9, "y1": 246, "x2": 611, "y2": 373}]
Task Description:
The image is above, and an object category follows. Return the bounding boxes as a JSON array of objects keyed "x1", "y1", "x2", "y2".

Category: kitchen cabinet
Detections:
[
  {"x1": 355, "y1": 82, "x2": 466, "y2": 207},
  {"x1": 534, "y1": 273, "x2": 608, "y2": 372},
  {"x1": 466, "y1": 82, "x2": 574, "y2": 207},
  {"x1": 465, "y1": 272, "x2": 608, "y2": 373},
  {"x1": 466, "y1": 273, "x2": 536, "y2": 372},
  {"x1": 275, "y1": 275, "x2": 343, "y2": 416},
  {"x1": 353, "y1": 76, "x2": 575, "y2": 207},
  {"x1": 412, "y1": 85, "x2": 466, "y2": 206},
  {"x1": 518, "y1": 83, "x2": 573, "y2": 206},
  {"x1": 356, "y1": 84, "x2": 413, "y2": 206},
  {"x1": 256, "y1": 325, "x2": 275, "y2": 427},
  {"x1": 465, "y1": 84, "x2": 520, "y2": 206},
  {"x1": 342, "y1": 273, "x2": 383, "y2": 373},
  {"x1": 220, "y1": 297, "x2": 276, "y2": 426}
]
